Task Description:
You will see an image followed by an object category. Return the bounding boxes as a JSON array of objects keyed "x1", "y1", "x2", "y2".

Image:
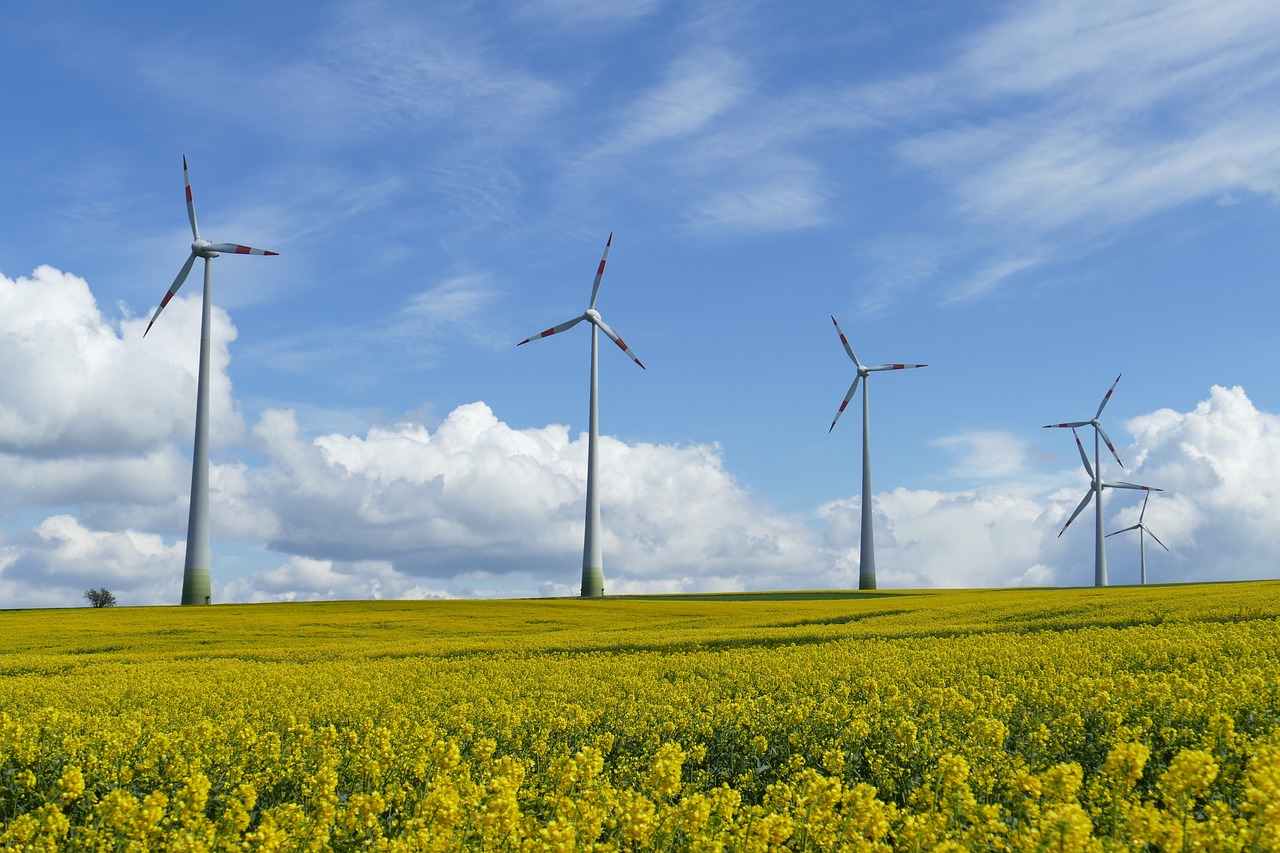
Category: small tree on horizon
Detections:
[{"x1": 84, "y1": 588, "x2": 116, "y2": 608}]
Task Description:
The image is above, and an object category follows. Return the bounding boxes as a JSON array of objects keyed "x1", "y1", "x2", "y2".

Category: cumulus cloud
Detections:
[
  {"x1": 243, "y1": 402, "x2": 828, "y2": 592},
  {"x1": 0, "y1": 515, "x2": 184, "y2": 608},
  {"x1": 1122, "y1": 385, "x2": 1280, "y2": 581},
  {"x1": 820, "y1": 488, "x2": 1059, "y2": 589},
  {"x1": 219, "y1": 556, "x2": 455, "y2": 603},
  {"x1": 0, "y1": 265, "x2": 242, "y2": 458}
]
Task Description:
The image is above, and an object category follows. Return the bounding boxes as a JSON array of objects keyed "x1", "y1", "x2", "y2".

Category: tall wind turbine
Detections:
[
  {"x1": 828, "y1": 316, "x2": 926, "y2": 591},
  {"x1": 1055, "y1": 425, "x2": 1160, "y2": 586},
  {"x1": 518, "y1": 233, "x2": 644, "y2": 598},
  {"x1": 1043, "y1": 375, "x2": 1126, "y2": 587},
  {"x1": 1107, "y1": 491, "x2": 1168, "y2": 585},
  {"x1": 145, "y1": 156, "x2": 278, "y2": 606}
]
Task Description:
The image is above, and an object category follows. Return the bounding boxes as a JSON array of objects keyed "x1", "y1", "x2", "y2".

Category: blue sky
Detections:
[{"x1": 4, "y1": 0, "x2": 1280, "y2": 605}]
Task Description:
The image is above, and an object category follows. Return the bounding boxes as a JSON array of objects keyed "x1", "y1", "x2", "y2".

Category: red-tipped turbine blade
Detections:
[
  {"x1": 830, "y1": 316, "x2": 862, "y2": 368},
  {"x1": 1071, "y1": 427, "x2": 1094, "y2": 480},
  {"x1": 1146, "y1": 527, "x2": 1170, "y2": 551},
  {"x1": 517, "y1": 314, "x2": 586, "y2": 346},
  {"x1": 145, "y1": 253, "x2": 197, "y2": 337},
  {"x1": 594, "y1": 315, "x2": 645, "y2": 369},
  {"x1": 1095, "y1": 424, "x2": 1124, "y2": 468},
  {"x1": 868, "y1": 363, "x2": 927, "y2": 371},
  {"x1": 206, "y1": 243, "x2": 279, "y2": 256},
  {"x1": 588, "y1": 233, "x2": 612, "y2": 311},
  {"x1": 183, "y1": 156, "x2": 200, "y2": 241},
  {"x1": 829, "y1": 376, "x2": 861, "y2": 432},
  {"x1": 1095, "y1": 373, "x2": 1122, "y2": 419},
  {"x1": 1059, "y1": 489, "x2": 1095, "y2": 537},
  {"x1": 1106, "y1": 524, "x2": 1142, "y2": 538},
  {"x1": 1043, "y1": 420, "x2": 1091, "y2": 429}
]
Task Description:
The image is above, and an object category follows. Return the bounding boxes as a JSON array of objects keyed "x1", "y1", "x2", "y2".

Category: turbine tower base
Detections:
[
  {"x1": 181, "y1": 568, "x2": 211, "y2": 606},
  {"x1": 581, "y1": 567, "x2": 604, "y2": 598},
  {"x1": 858, "y1": 566, "x2": 877, "y2": 591}
]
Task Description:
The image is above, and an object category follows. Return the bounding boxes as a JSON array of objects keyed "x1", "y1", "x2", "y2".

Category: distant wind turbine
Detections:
[
  {"x1": 145, "y1": 157, "x2": 278, "y2": 606},
  {"x1": 1054, "y1": 425, "x2": 1160, "y2": 586},
  {"x1": 1043, "y1": 375, "x2": 1127, "y2": 587},
  {"x1": 828, "y1": 316, "x2": 926, "y2": 591},
  {"x1": 1107, "y1": 491, "x2": 1168, "y2": 585},
  {"x1": 518, "y1": 233, "x2": 644, "y2": 598}
]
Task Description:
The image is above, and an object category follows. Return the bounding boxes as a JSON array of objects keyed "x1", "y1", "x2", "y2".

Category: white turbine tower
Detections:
[
  {"x1": 518, "y1": 233, "x2": 644, "y2": 598},
  {"x1": 1107, "y1": 491, "x2": 1168, "y2": 585},
  {"x1": 1043, "y1": 375, "x2": 1127, "y2": 587},
  {"x1": 1055, "y1": 425, "x2": 1161, "y2": 586},
  {"x1": 828, "y1": 316, "x2": 926, "y2": 591},
  {"x1": 145, "y1": 156, "x2": 278, "y2": 606}
]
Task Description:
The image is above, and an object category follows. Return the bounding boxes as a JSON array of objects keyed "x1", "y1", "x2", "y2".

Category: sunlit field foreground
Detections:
[{"x1": 2, "y1": 584, "x2": 1280, "y2": 851}]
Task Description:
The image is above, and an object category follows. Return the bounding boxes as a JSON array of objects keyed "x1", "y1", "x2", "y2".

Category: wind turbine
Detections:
[
  {"x1": 1055, "y1": 425, "x2": 1160, "y2": 586},
  {"x1": 1043, "y1": 375, "x2": 1126, "y2": 587},
  {"x1": 1107, "y1": 491, "x2": 1168, "y2": 585},
  {"x1": 145, "y1": 156, "x2": 278, "y2": 606},
  {"x1": 828, "y1": 316, "x2": 926, "y2": 591},
  {"x1": 518, "y1": 233, "x2": 644, "y2": 598}
]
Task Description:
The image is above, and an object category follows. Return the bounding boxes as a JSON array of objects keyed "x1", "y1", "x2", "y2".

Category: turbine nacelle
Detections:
[
  {"x1": 193, "y1": 239, "x2": 219, "y2": 259},
  {"x1": 584, "y1": 308, "x2": 602, "y2": 324}
]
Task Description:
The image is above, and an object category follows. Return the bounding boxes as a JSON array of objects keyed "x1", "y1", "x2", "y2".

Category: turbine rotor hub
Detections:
[
  {"x1": 192, "y1": 239, "x2": 219, "y2": 258},
  {"x1": 584, "y1": 308, "x2": 602, "y2": 323}
]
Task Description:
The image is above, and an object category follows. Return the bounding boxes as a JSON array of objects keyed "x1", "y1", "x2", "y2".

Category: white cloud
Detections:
[
  {"x1": 0, "y1": 266, "x2": 242, "y2": 457},
  {"x1": 6, "y1": 381, "x2": 1280, "y2": 607},
  {"x1": 244, "y1": 402, "x2": 829, "y2": 591},
  {"x1": 0, "y1": 515, "x2": 184, "y2": 608},
  {"x1": 1121, "y1": 385, "x2": 1280, "y2": 581},
  {"x1": 931, "y1": 430, "x2": 1035, "y2": 481},
  {"x1": 820, "y1": 488, "x2": 1060, "y2": 589},
  {"x1": 603, "y1": 50, "x2": 750, "y2": 154},
  {"x1": 219, "y1": 556, "x2": 455, "y2": 603}
]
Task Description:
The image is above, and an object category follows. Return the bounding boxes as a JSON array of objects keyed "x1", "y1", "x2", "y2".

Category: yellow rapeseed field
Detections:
[{"x1": 2, "y1": 582, "x2": 1279, "y2": 851}]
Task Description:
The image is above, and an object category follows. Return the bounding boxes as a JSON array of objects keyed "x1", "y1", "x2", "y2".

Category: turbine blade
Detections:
[
  {"x1": 1043, "y1": 421, "x2": 1091, "y2": 429},
  {"x1": 1059, "y1": 489, "x2": 1094, "y2": 537},
  {"x1": 1106, "y1": 524, "x2": 1141, "y2": 537},
  {"x1": 593, "y1": 315, "x2": 645, "y2": 369},
  {"x1": 1095, "y1": 424, "x2": 1124, "y2": 468},
  {"x1": 205, "y1": 243, "x2": 280, "y2": 256},
  {"x1": 517, "y1": 314, "x2": 586, "y2": 346},
  {"x1": 588, "y1": 233, "x2": 612, "y2": 311},
  {"x1": 1071, "y1": 427, "x2": 1094, "y2": 480},
  {"x1": 1103, "y1": 481, "x2": 1159, "y2": 491},
  {"x1": 1095, "y1": 373, "x2": 1122, "y2": 419},
  {"x1": 1138, "y1": 491, "x2": 1150, "y2": 522},
  {"x1": 830, "y1": 316, "x2": 862, "y2": 368},
  {"x1": 183, "y1": 155, "x2": 200, "y2": 241},
  {"x1": 144, "y1": 252, "x2": 197, "y2": 336},
  {"x1": 1146, "y1": 527, "x2": 1170, "y2": 551},
  {"x1": 867, "y1": 363, "x2": 927, "y2": 371},
  {"x1": 829, "y1": 376, "x2": 861, "y2": 432}
]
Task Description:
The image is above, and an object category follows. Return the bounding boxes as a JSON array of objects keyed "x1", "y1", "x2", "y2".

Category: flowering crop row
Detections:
[{"x1": 1, "y1": 582, "x2": 1278, "y2": 850}]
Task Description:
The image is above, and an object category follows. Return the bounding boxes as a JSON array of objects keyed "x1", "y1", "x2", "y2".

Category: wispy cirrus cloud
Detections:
[{"x1": 873, "y1": 0, "x2": 1280, "y2": 301}]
